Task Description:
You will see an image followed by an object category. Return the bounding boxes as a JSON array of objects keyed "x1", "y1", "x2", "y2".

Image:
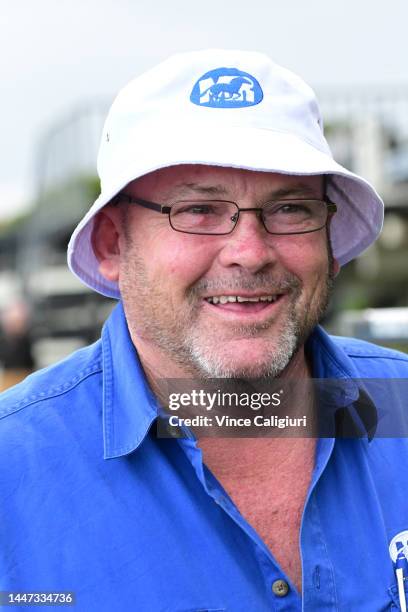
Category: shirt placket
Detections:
[
  {"x1": 179, "y1": 437, "x2": 304, "y2": 610},
  {"x1": 300, "y1": 437, "x2": 339, "y2": 611}
]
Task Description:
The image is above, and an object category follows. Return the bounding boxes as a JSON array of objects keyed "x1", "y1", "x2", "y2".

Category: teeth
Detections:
[{"x1": 207, "y1": 295, "x2": 279, "y2": 304}]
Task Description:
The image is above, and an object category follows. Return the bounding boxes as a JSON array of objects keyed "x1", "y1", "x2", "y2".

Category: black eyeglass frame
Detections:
[{"x1": 112, "y1": 193, "x2": 337, "y2": 236}]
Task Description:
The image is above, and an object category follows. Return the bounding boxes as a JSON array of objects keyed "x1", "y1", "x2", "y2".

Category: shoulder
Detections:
[
  {"x1": 0, "y1": 339, "x2": 103, "y2": 428},
  {"x1": 331, "y1": 335, "x2": 408, "y2": 361},
  {"x1": 0, "y1": 340, "x2": 103, "y2": 480},
  {"x1": 0, "y1": 340, "x2": 105, "y2": 525},
  {"x1": 329, "y1": 334, "x2": 408, "y2": 376}
]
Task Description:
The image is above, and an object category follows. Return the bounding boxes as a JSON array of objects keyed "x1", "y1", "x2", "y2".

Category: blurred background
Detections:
[{"x1": 1, "y1": 0, "x2": 408, "y2": 389}]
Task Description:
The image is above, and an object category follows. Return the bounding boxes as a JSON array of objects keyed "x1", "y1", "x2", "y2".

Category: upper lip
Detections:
[
  {"x1": 204, "y1": 292, "x2": 284, "y2": 304},
  {"x1": 204, "y1": 292, "x2": 282, "y2": 298}
]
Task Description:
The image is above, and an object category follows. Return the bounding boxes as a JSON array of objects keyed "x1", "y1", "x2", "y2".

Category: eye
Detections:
[
  {"x1": 183, "y1": 205, "x2": 214, "y2": 215},
  {"x1": 276, "y1": 203, "x2": 312, "y2": 215},
  {"x1": 172, "y1": 202, "x2": 223, "y2": 216},
  {"x1": 264, "y1": 201, "x2": 315, "y2": 218}
]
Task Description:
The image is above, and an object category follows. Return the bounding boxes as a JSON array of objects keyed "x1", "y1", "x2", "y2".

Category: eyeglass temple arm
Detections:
[
  {"x1": 326, "y1": 200, "x2": 337, "y2": 214},
  {"x1": 112, "y1": 193, "x2": 171, "y2": 214},
  {"x1": 324, "y1": 175, "x2": 337, "y2": 214}
]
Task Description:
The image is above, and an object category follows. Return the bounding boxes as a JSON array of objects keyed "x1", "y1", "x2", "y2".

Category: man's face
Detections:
[{"x1": 104, "y1": 165, "x2": 337, "y2": 378}]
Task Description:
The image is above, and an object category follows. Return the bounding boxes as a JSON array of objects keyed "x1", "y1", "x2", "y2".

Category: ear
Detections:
[
  {"x1": 332, "y1": 257, "x2": 340, "y2": 278},
  {"x1": 326, "y1": 213, "x2": 340, "y2": 278},
  {"x1": 91, "y1": 206, "x2": 124, "y2": 283}
]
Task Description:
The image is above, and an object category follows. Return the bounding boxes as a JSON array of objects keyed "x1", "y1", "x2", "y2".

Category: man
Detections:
[{"x1": 1, "y1": 50, "x2": 408, "y2": 611}]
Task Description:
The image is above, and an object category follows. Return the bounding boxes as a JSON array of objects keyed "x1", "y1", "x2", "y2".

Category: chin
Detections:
[{"x1": 187, "y1": 334, "x2": 297, "y2": 379}]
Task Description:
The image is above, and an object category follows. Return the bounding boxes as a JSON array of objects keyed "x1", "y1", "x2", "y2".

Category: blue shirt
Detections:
[{"x1": 1, "y1": 301, "x2": 408, "y2": 611}]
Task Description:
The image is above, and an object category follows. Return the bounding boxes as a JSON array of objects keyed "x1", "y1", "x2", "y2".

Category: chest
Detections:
[
  {"x1": 224, "y1": 464, "x2": 312, "y2": 592},
  {"x1": 231, "y1": 471, "x2": 310, "y2": 537},
  {"x1": 200, "y1": 439, "x2": 316, "y2": 591}
]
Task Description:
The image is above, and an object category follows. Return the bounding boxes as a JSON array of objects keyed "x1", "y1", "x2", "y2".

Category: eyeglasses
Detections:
[{"x1": 113, "y1": 193, "x2": 337, "y2": 236}]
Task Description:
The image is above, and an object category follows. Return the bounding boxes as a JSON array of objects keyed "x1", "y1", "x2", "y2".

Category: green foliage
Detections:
[
  {"x1": 0, "y1": 174, "x2": 101, "y2": 239},
  {"x1": 32, "y1": 174, "x2": 101, "y2": 235},
  {"x1": 0, "y1": 210, "x2": 32, "y2": 238}
]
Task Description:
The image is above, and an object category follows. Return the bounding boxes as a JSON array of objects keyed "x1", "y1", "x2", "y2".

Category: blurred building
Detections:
[
  {"x1": 319, "y1": 86, "x2": 408, "y2": 350},
  {"x1": 16, "y1": 104, "x2": 115, "y2": 368}
]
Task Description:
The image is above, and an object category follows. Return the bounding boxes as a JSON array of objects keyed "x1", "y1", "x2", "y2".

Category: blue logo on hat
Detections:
[{"x1": 190, "y1": 67, "x2": 263, "y2": 108}]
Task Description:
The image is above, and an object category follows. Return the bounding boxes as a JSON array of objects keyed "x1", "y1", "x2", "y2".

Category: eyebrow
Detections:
[
  {"x1": 266, "y1": 184, "x2": 323, "y2": 199},
  {"x1": 171, "y1": 182, "x2": 230, "y2": 197},
  {"x1": 166, "y1": 181, "x2": 322, "y2": 200}
]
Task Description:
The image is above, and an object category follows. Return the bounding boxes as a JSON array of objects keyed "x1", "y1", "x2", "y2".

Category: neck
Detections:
[{"x1": 196, "y1": 348, "x2": 316, "y2": 477}]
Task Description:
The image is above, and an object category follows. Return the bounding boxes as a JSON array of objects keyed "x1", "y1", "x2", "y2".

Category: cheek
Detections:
[
  {"x1": 276, "y1": 235, "x2": 330, "y2": 280},
  {"x1": 147, "y1": 232, "x2": 216, "y2": 287}
]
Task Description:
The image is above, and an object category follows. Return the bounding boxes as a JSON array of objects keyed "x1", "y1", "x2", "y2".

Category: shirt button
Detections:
[{"x1": 272, "y1": 579, "x2": 289, "y2": 597}]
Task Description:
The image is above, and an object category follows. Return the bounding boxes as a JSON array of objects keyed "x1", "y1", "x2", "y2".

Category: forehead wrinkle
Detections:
[
  {"x1": 266, "y1": 183, "x2": 324, "y2": 200},
  {"x1": 158, "y1": 179, "x2": 323, "y2": 202},
  {"x1": 167, "y1": 182, "x2": 230, "y2": 199}
]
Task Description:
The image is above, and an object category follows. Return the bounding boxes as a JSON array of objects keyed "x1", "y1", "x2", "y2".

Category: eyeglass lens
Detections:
[{"x1": 169, "y1": 200, "x2": 329, "y2": 235}]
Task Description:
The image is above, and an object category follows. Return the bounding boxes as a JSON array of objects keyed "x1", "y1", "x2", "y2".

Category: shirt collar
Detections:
[
  {"x1": 306, "y1": 326, "x2": 378, "y2": 440},
  {"x1": 101, "y1": 303, "x2": 377, "y2": 458},
  {"x1": 102, "y1": 301, "x2": 158, "y2": 459}
]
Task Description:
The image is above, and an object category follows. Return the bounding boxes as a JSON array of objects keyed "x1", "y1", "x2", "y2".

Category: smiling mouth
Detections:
[
  {"x1": 206, "y1": 294, "x2": 280, "y2": 305},
  {"x1": 204, "y1": 294, "x2": 284, "y2": 313}
]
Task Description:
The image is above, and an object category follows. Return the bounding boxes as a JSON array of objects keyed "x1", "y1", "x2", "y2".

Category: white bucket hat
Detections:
[{"x1": 67, "y1": 49, "x2": 384, "y2": 299}]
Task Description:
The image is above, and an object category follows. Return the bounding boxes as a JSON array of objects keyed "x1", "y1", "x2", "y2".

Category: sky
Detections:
[{"x1": 1, "y1": 0, "x2": 408, "y2": 221}]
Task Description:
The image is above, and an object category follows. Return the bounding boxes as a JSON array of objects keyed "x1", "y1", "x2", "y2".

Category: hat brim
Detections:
[{"x1": 67, "y1": 124, "x2": 384, "y2": 299}]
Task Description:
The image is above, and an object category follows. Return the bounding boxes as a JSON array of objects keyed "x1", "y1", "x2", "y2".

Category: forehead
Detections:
[{"x1": 127, "y1": 165, "x2": 324, "y2": 199}]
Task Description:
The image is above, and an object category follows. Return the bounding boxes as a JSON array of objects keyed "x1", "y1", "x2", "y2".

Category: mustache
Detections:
[{"x1": 189, "y1": 273, "x2": 301, "y2": 297}]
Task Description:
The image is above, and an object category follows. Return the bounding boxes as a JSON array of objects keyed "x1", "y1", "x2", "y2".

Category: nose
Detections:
[{"x1": 217, "y1": 209, "x2": 278, "y2": 273}]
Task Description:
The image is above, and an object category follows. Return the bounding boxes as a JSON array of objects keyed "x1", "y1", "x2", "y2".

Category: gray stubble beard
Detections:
[{"x1": 185, "y1": 315, "x2": 299, "y2": 378}]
